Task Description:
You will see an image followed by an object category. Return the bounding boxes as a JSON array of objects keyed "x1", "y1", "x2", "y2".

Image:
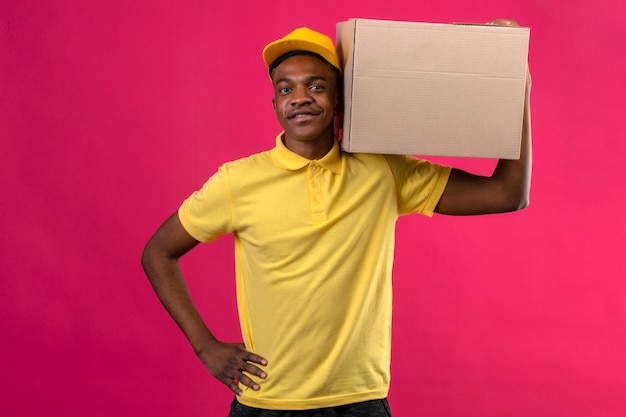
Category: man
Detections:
[{"x1": 142, "y1": 20, "x2": 531, "y2": 416}]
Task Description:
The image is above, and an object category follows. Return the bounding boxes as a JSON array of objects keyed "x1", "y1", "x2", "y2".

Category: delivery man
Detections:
[{"x1": 142, "y1": 19, "x2": 531, "y2": 416}]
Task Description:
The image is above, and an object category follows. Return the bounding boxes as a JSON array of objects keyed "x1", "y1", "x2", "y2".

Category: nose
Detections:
[{"x1": 290, "y1": 86, "x2": 312, "y2": 106}]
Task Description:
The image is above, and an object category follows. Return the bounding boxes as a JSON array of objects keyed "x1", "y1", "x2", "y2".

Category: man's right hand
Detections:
[{"x1": 198, "y1": 340, "x2": 268, "y2": 396}]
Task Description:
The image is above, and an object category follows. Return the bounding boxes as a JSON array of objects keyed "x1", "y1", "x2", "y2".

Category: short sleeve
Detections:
[
  {"x1": 383, "y1": 154, "x2": 451, "y2": 216},
  {"x1": 177, "y1": 166, "x2": 235, "y2": 242}
]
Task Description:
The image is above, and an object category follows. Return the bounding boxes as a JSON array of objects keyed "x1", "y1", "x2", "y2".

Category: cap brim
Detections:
[{"x1": 263, "y1": 38, "x2": 340, "y2": 71}]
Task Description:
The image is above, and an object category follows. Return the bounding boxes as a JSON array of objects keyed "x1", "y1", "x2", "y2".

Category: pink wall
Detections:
[{"x1": 2, "y1": 0, "x2": 625, "y2": 415}]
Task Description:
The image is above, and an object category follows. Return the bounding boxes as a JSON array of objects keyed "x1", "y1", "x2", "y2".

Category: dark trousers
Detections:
[{"x1": 228, "y1": 398, "x2": 392, "y2": 417}]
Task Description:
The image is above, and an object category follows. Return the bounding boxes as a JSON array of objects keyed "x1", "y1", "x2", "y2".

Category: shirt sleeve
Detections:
[
  {"x1": 383, "y1": 154, "x2": 451, "y2": 217},
  {"x1": 177, "y1": 166, "x2": 235, "y2": 242}
]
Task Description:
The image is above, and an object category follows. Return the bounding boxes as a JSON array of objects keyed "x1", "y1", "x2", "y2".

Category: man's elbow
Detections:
[
  {"x1": 141, "y1": 238, "x2": 164, "y2": 277},
  {"x1": 141, "y1": 241, "x2": 154, "y2": 275},
  {"x1": 514, "y1": 196, "x2": 530, "y2": 211},
  {"x1": 502, "y1": 189, "x2": 530, "y2": 212}
]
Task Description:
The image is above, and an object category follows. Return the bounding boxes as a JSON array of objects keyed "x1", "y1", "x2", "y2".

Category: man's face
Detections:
[{"x1": 271, "y1": 54, "x2": 339, "y2": 145}]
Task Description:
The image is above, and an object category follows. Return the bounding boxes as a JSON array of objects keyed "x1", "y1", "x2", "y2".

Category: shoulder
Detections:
[
  {"x1": 343, "y1": 152, "x2": 416, "y2": 164},
  {"x1": 381, "y1": 154, "x2": 444, "y2": 176},
  {"x1": 345, "y1": 153, "x2": 449, "y2": 187},
  {"x1": 218, "y1": 149, "x2": 274, "y2": 176},
  {"x1": 342, "y1": 152, "x2": 430, "y2": 173},
  {"x1": 341, "y1": 151, "x2": 390, "y2": 170}
]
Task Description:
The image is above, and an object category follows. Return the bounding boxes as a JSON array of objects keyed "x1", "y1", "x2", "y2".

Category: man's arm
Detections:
[
  {"x1": 141, "y1": 212, "x2": 267, "y2": 396},
  {"x1": 435, "y1": 20, "x2": 532, "y2": 216}
]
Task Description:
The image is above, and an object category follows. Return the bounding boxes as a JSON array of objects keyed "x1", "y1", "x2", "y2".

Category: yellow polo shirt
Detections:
[{"x1": 179, "y1": 134, "x2": 450, "y2": 410}]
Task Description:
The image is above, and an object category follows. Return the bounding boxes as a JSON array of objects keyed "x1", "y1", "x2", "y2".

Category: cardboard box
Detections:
[{"x1": 336, "y1": 18, "x2": 530, "y2": 158}]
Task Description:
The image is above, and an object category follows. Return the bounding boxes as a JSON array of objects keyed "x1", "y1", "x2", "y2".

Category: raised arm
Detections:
[
  {"x1": 141, "y1": 212, "x2": 267, "y2": 395},
  {"x1": 435, "y1": 19, "x2": 532, "y2": 216}
]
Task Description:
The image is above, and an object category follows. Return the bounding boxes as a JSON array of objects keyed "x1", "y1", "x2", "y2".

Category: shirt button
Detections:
[
  {"x1": 311, "y1": 165, "x2": 317, "y2": 171},
  {"x1": 314, "y1": 199, "x2": 320, "y2": 205},
  {"x1": 312, "y1": 182, "x2": 318, "y2": 187}
]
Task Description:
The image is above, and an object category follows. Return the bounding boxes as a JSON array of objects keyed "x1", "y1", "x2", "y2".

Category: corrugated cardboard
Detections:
[{"x1": 336, "y1": 18, "x2": 530, "y2": 158}]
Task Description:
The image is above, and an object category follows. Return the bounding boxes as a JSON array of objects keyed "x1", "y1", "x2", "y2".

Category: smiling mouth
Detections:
[{"x1": 288, "y1": 111, "x2": 320, "y2": 120}]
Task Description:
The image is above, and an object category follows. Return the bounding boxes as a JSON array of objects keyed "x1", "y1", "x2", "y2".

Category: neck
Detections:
[{"x1": 283, "y1": 132, "x2": 335, "y2": 160}]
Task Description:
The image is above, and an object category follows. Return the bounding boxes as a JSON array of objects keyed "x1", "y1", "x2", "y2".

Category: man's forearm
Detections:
[
  {"x1": 142, "y1": 244, "x2": 217, "y2": 354},
  {"x1": 142, "y1": 241, "x2": 268, "y2": 396}
]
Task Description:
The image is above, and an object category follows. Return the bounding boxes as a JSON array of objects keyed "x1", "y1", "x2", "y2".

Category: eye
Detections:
[{"x1": 278, "y1": 87, "x2": 291, "y2": 95}]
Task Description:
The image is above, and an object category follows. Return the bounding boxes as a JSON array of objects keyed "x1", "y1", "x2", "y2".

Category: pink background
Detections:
[{"x1": 1, "y1": 0, "x2": 625, "y2": 415}]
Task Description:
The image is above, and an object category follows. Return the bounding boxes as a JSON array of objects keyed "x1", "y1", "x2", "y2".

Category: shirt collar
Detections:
[{"x1": 271, "y1": 133, "x2": 343, "y2": 174}]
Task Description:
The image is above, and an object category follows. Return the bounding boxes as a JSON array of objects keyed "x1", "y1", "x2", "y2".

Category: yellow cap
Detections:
[{"x1": 262, "y1": 27, "x2": 341, "y2": 72}]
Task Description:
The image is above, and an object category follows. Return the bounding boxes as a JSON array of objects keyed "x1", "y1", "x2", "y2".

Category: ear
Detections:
[
  {"x1": 334, "y1": 92, "x2": 342, "y2": 115},
  {"x1": 272, "y1": 97, "x2": 276, "y2": 112}
]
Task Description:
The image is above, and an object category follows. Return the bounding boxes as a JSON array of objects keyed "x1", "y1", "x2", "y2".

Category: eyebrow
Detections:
[{"x1": 275, "y1": 74, "x2": 328, "y2": 85}]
